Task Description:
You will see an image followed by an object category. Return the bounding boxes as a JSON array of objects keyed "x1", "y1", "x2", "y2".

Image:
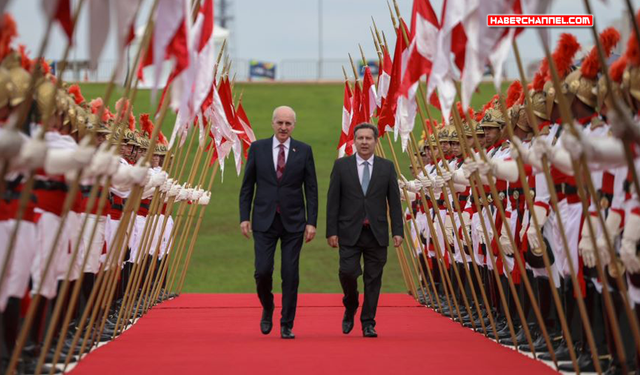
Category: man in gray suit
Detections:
[{"x1": 326, "y1": 123, "x2": 403, "y2": 338}]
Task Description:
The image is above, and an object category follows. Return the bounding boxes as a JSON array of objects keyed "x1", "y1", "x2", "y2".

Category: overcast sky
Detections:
[{"x1": 6, "y1": 0, "x2": 640, "y2": 80}]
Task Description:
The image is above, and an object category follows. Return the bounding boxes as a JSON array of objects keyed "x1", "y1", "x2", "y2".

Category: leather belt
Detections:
[
  {"x1": 34, "y1": 180, "x2": 68, "y2": 192},
  {"x1": 3, "y1": 190, "x2": 37, "y2": 203}
]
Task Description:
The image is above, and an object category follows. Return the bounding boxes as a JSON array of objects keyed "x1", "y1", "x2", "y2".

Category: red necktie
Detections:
[{"x1": 277, "y1": 144, "x2": 286, "y2": 181}]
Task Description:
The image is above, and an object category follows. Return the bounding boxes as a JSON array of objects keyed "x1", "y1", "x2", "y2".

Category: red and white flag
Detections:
[
  {"x1": 203, "y1": 83, "x2": 237, "y2": 179},
  {"x1": 361, "y1": 66, "x2": 377, "y2": 122},
  {"x1": 396, "y1": 0, "x2": 439, "y2": 150},
  {"x1": 42, "y1": 0, "x2": 74, "y2": 42},
  {"x1": 337, "y1": 81, "x2": 352, "y2": 157},
  {"x1": 174, "y1": 0, "x2": 215, "y2": 147},
  {"x1": 88, "y1": 0, "x2": 109, "y2": 70},
  {"x1": 460, "y1": 0, "x2": 514, "y2": 109},
  {"x1": 488, "y1": 0, "x2": 524, "y2": 91},
  {"x1": 376, "y1": 46, "x2": 392, "y2": 110},
  {"x1": 427, "y1": 0, "x2": 477, "y2": 123},
  {"x1": 151, "y1": 0, "x2": 190, "y2": 101},
  {"x1": 345, "y1": 83, "x2": 364, "y2": 156},
  {"x1": 114, "y1": 0, "x2": 143, "y2": 74},
  {"x1": 377, "y1": 24, "x2": 408, "y2": 137},
  {"x1": 236, "y1": 101, "x2": 256, "y2": 157}
]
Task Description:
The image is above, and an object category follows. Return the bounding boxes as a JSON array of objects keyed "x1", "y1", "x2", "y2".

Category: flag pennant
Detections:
[
  {"x1": 337, "y1": 81, "x2": 353, "y2": 157},
  {"x1": 42, "y1": 0, "x2": 74, "y2": 42},
  {"x1": 377, "y1": 25, "x2": 408, "y2": 136}
]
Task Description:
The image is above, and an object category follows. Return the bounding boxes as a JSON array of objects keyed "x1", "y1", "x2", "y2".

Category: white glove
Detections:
[
  {"x1": 561, "y1": 129, "x2": 587, "y2": 161},
  {"x1": 161, "y1": 178, "x2": 174, "y2": 193},
  {"x1": 595, "y1": 210, "x2": 623, "y2": 267},
  {"x1": 462, "y1": 158, "x2": 478, "y2": 179},
  {"x1": 0, "y1": 128, "x2": 23, "y2": 160},
  {"x1": 525, "y1": 138, "x2": 548, "y2": 171},
  {"x1": 418, "y1": 175, "x2": 432, "y2": 189},
  {"x1": 168, "y1": 180, "x2": 181, "y2": 197},
  {"x1": 198, "y1": 191, "x2": 211, "y2": 205},
  {"x1": 111, "y1": 163, "x2": 134, "y2": 188},
  {"x1": 16, "y1": 137, "x2": 47, "y2": 170},
  {"x1": 440, "y1": 170, "x2": 452, "y2": 182},
  {"x1": 105, "y1": 154, "x2": 120, "y2": 177},
  {"x1": 476, "y1": 160, "x2": 491, "y2": 176},
  {"x1": 185, "y1": 187, "x2": 196, "y2": 201},
  {"x1": 86, "y1": 142, "x2": 112, "y2": 177},
  {"x1": 578, "y1": 214, "x2": 598, "y2": 268},
  {"x1": 73, "y1": 137, "x2": 96, "y2": 167},
  {"x1": 176, "y1": 184, "x2": 190, "y2": 201},
  {"x1": 510, "y1": 137, "x2": 525, "y2": 161},
  {"x1": 620, "y1": 213, "x2": 640, "y2": 274},
  {"x1": 149, "y1": 170, "x2": 168, "y2": 188},
  {"x1": 129, "y1": 159, "x2": 150, "y2": 185},
  {"x1": 527, "y1": 205, "x2": 549, "y2": 251},
  {"x1": 433, "y1": 176, "x2": 444, "y2": 196},
  {"x1": 609, "y1": 103, "x2": 640, "y2": 140},
  {"x1": 401, "y1": 190, "x2": 417, "y2": 202},
  {"x1": 499, "y1": 221, "x2": 513, "y2": 255},
  {"x1": 444, "y1": 214, "x2": 455, "y2": 246},
  {"x1": 398, "y1": 178, "x2": 406, "y2": 190},
  {"x1": 405, "y1": 179, "x2": 422, "y2": 193},
  {"x1": 191, "y1": 188, "x2": 204, "y2": 201}
]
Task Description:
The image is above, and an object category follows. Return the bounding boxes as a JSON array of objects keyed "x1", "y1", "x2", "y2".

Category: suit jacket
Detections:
[
  {"x1": 239, "y1": 136, "x2": 318, "y2": 233},
  {"x1": 326, "y1": 154, "x2": 403, "y2": 247}
]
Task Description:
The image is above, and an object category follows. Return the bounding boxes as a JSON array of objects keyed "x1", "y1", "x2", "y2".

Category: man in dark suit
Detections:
[
  {"x1": 326, "y1": 123, "x2": 403, "y2": 338},
  {"x1": 239, "y1": 106, "x2": 318, "y2": 339}
]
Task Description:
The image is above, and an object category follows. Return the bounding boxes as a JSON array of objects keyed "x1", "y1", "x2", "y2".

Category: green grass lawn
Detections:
[{"x1": 78, "y1": 80, "x2": 505, "y2": 294}]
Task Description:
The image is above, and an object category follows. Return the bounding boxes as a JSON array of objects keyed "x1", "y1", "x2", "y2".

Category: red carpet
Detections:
[{"x1": 70, "y1": 294, "x2": 557, "y2": 374}]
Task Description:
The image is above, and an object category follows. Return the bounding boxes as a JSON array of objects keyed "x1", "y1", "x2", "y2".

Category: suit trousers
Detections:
[
  {"x1": 338, "y1": 225, "x2": 387, "y2": 328},
  {"x1": 253, "y1": 214, "x2": 304, "y2": 329}
]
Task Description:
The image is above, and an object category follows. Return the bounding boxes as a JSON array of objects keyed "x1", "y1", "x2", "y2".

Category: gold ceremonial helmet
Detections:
[
  {"x1": 437, "y1": 126, "x2": 449, "y2": 142},
  {"x1": 123, "y1": 128, "x2": 139, "y2": 146},
  {"x1": 509, "y1": 104, "x2": 532, "y2": 133},
  {"x1": 623, "y1": 66, "x2": 640, "y2": 103},
  {"x1": 155, "y1": 143, "x2": 168, "y2": 156},
  {"x1": 35, "y1": 78, "x2": 56, "y2": 124},
  {"x1": 543, "y1": 80, "x2": 557, "y2": 116},
  {"x1": 596, "y1": 75, "x2": 625, "y2": 110},
  {"x1": 444, "y1": 125, "x2": 456, "y2": 142},
  {"x1": 462, "y1": 123, "x2": 473, "y2": 137},
  {"x1": 563, "y1": 69, "x2": 596, "y2": 108},
  {"x1": 480, "y1": 107, "x2": 505, "y2": 128},
  {"x1": 137, "y1": 132, "x2": 150, "y2": 149},
  {"x1": 8, "y1": 66, "x2": 30, "y2": 107},
  {"x1": 448, "y1": 127, "x2": 459, "y2": 142},
  {"x1": 0, "y1": 67, "x2": 14, "y2": 108},
  {"x1": 528, "y1": 88, "x2": 549, "y2": 121}
]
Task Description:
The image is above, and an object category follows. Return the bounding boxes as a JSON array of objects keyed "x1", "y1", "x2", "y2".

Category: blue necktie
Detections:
[{"x1": 362, "y1": 161, "x2": 370, "y2": 195}]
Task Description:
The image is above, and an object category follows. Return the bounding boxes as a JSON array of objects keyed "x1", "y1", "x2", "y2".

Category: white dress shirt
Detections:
[
  {"x1": 355, "y1": 153, "x2": 374, "y2": 185},
  {"x1": 272, "y1": 136, "x2": 291, "y2": 171}
]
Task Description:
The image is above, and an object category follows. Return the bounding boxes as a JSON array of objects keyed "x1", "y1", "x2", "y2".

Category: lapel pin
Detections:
[{"x1": 292, "y1": 148, "x2": 297, "y2": 152}]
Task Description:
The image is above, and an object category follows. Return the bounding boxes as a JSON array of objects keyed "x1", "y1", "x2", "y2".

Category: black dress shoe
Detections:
[
  {"x1": 260, "y1": 308, "x2": 274, "y2": 335},
  {"x1": 558, "y1": 351, "x2": 611, "y2": 372},
  {"x1": 363, "y1": 326, "x2": 378, "y2": 338},
  {"x1": 280, "y1": 327, "x2": 295, "y2": 339},
  {"x1": 342, "y1": 310, "x2": 356, "y2": 334},
  {"x1": 538, "y1": 340, "x2": 571, "y2": 361}
]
